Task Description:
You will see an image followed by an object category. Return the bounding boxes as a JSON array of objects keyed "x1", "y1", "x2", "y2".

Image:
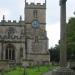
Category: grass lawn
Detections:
[{"x1": 2, "y1": 64, "x2": 57, "y2": 75}]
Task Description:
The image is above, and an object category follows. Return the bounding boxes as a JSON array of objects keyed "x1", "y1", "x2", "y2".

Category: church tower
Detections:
[
  {"x1": 23, "y1": 0, "x2": 49, "y2": 65},
  {"x1": 0, "y1": 0, "x2": 49, "y2": 68}
]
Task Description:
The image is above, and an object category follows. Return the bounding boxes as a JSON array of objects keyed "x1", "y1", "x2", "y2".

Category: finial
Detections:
[
  {"x1": 73, "y1": 11, "x2": 75, "y2": 15},
  {"x1": 3, "y1": 15, "x2": 5, "y2": 20},
  {"x1": 45, "y1": 0, "x2": 46, "y2": 5},
  {"x1": 25, "y1": 0, "x2": 26, "y2": 4},
  {"x1": 20, "y1": 16, "x2": 22, "y2": 21}
]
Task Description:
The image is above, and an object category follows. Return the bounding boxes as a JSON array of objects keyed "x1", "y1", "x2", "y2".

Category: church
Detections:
[{"x1": 0, "y1": 0, "x2": 49, "y2": 66}]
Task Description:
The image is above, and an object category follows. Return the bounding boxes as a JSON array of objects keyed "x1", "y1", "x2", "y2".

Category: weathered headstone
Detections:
[
  {"x1": 52, "y1": 67, "x2": 75, "y2": 75},
  {"x1": 0, "y1": 60, "x2": 9, "y2": 71}
]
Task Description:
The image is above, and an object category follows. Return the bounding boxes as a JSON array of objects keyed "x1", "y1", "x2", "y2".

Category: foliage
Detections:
[
  {"x1": 49, "y1": 17, "x2": 75, "y2": 62},
  {"x1": 49, "y1": 44, "x2": 60, "y2": 62},
  {"x1": 2, "y1": 65, "x2": 56, "y2": 75},
  {"x1": 67, "y1": 17, "x2": 75, "y2": 61}
]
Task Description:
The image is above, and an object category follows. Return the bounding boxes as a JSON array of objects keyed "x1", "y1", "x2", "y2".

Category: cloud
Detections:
[
  {"x1": 0, "y1": 8, "x2": 11, "y2": 21},
  {"x1": 0, "y1": 0, "x2": 75, "y2": 48},
  {"x1": 46, "y1": 22, "x2": 60, "y2": 48},
  {"x1": 66, "y1": 0, "x2": 75, "y2": 22},
  {"x1": 25, "y1": 0, "x2": 45, "y2": 3},
  {"x1": 16, "y1": 0, "x2": 24, "y2": 7}
]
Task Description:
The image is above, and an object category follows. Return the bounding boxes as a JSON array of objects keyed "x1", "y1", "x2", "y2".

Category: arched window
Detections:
[
  {"x1": 33, "y1": 10, "x2": 38, "y2": 18},
  {"x1": 20, "y1": 47, "x2": 23, "y2": 57},
  {"x1": 5, "y1": 44, "x2": 15, "y2": 60}
]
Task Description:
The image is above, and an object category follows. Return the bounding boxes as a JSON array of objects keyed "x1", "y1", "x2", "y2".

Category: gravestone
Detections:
[
  {"x1": 52, "y1": 67, "x2": 75, "y2": 75},
  {"x1": 0, "y1": 60, "x2": 9, "y2": 71}
]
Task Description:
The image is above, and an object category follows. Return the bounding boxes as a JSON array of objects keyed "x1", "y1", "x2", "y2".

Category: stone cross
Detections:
[
  {"x1": 60, "y1": 0, "x2": 67, "y2": 5},
  {"x1": 60, "y1": 0, "x2": 67, "y2": 67},
  {"x1": 52, "y1": 1, "x2": 75, "y2": 74}
]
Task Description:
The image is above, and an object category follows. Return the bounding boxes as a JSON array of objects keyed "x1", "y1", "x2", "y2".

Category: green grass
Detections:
[{"x1": 1, "y1": 64, "x2": 57, "y2": 75}]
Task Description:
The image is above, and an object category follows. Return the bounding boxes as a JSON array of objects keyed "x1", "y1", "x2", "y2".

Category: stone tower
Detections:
[
  {"x1": 0, "y1": 0, "x2": 49, "y2": 67},
  {"x1": 23, "y1": 0, "x2": 49, "y2": 65}
]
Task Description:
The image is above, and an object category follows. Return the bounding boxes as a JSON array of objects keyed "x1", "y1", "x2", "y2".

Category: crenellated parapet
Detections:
[
  {"x1": 0, "y1": 20, "x2": 25, "y2": 26},
  {"x1": 25, "y1": 2, "x2": 46, "y2": 9},
  {"x1": 0, "y1": 15, "x2": 25, "y2": 25}
]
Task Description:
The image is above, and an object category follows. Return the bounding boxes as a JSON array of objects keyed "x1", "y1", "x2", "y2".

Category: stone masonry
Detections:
[{"x1": 0, "y1": 0, "x2": 49, "y2": 66}]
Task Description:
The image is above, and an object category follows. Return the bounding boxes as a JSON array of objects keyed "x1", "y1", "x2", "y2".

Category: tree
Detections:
[
  {"x1": 49, "y1": 17, "x2": 75, "y2": 63},
  {"x1": 66, "y1": 17, "x2": 75, "y2": 61},
  {"x1": 49, "y1": 44, "x2": 60, "y2": 63}
]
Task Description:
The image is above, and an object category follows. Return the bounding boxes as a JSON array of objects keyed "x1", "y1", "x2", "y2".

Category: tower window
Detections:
[
  {"x1": 35, "y1": 36, "x2": 38, "y2": 42},
  {"x1": 33, "y1": 10, "x2": 38, "y2": 18}
]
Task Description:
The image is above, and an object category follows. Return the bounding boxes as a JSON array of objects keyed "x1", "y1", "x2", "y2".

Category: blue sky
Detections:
[{"x1": 0, "y1": 0, "x2": 75, "y2": 48}]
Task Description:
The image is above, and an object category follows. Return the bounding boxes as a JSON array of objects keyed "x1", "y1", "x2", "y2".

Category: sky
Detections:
[{"x1": 0, "y1": 0, "x2": 75, "y2": 48}]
